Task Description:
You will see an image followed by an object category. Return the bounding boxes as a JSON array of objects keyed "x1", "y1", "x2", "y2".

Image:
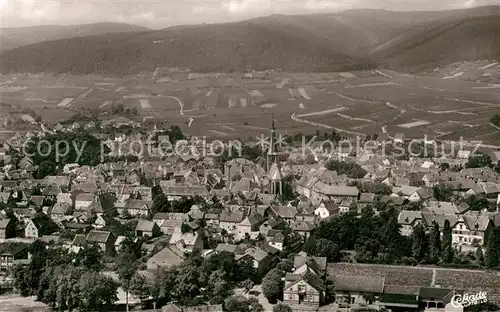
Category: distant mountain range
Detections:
[
  {"x1": 0, "y1": 6, "x2": 498, "y2": 75},
  {"x1": 0, "y1": 22, "x2": 150, "y2": 51}
]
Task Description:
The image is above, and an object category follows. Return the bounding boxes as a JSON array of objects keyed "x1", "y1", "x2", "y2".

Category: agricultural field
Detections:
[{"x1": 0, "y1": 65, "x2": 498, "y2": 145}]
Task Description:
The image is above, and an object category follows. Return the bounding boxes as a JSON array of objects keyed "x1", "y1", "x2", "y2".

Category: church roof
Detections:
[{"x1": 268, "y1": 162, "x2": 282, "y2": 181}]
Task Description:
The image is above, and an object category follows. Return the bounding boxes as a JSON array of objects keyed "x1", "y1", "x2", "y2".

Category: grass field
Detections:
[{"x1": 1, "y1": 64, "x2": 498, "y2": 145}]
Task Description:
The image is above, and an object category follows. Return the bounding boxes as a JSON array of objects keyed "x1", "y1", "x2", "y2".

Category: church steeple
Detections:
[
  {"x1": 267, "y1": 114, "x2": 279, "y2": 172},
  {"x1": 266, "y1": 113, "x2": 282, "y2": 196}
]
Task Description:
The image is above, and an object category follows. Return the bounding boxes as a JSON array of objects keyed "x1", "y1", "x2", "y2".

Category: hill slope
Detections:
[
  {"x1": 0, "y1": 22, "x2": 150, "y2": 52},
  {"x1": 0, "y1": 7, "x2": 498, "y2": 75},
  {"x1": 373, "y1": 15, "x2": 500, "y2": 72},
  {"x1": 0, "y1": 22, "x2": 375, "y2": 75}
]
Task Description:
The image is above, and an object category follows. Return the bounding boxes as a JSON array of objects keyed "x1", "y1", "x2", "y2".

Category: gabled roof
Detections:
[
  {"x1": 359, "y1": 193, "x2": 375, "y2": 203},
  {"x1": 271, "y1": 205, "x2": 298, "y2": 219},
  {"x1": 398, "y1": 211, "x2": 422, "y2": 225},
  {"x1": 75, "y1": 193, "x2": 94, "y2": 202},
  {"x1": 30, "y1": 195, "x2": 44, "y2": 206},
  {"x1": 284, "y1": 272, "x2": 326, "y2": 292},
  {"x1": 219, "y1": 210, "x2": 245, "y2": 223},
  {"x1": 169, "y1": 231, "x2": 200, "y2": 246},
  {"x1": 86, "y1": 230, "x2": 113, "y2": 243},
  {"x1": 72, "y1": 234, "x2": 87, "y2": 247},
  {"x1": 148, "y1": 245, "x2": 185, "y2": 269},
  {"x1": 135, "y1": 219, "x2": 156, "y2": 232},
  {"x1": 50, "y1": 202, "x2": 72, "y2": 215},
  {"x1": 42, "y1": 184, "x2": 62, "y2": 196},
  {"x1": 294, "y1": 254, "x2": 327, "y2": 273},
  {"x1": 0, "y1": 218, "x2": 12, "y2": 230}
]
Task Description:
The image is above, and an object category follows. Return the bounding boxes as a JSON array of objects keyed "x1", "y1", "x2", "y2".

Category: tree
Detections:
[
  {"x1": 261, "y1": 268, "x2": 283, "y2": 303},
  {"x1": 276, "y1": 259, "x2": 294, "y2": 273},
  {"x1": 485, "y1": 229, "x2": 499, "y2": 268},
  {"x1": 439, "y1": 162, "x2": 450, "y2": 171},
  {"x1": 225, "y1": 295, "x2": 251, "y2": 312},
  {"x1": 304, "y1": 237, "x2": 340, "y2": 262},
  {"x1": 36, "y1": 160, "x2": 56, "y2": 179},
  {"x1": 208, "y1": 269, "x2": 230, "y2": 301},
  {"x1": 78, "y1": 244, "x2": 103, "y2": 271},
  {"x1": 429, "y1": 221, "x2": 442, "y2": 264},
  {"x1": 466, "y1": 194, "x2": 491, "y2": 211},
  {"x1": 412, "y1": 223, "x2": 427, "y2": 262},
  {"x1": 273, "y1": 303, "x2": 293, "y2": 312},
  {"x1": 325, "y1": 160, "x2": 367, "y2": 179},
  {"x1": 129, "y1": 273, "x2": 150, "y2": 299},
  {"x1": 441, "y1": 219, "x2": 453, "y2": 263},
  {"x1": 475, "y1": 247, "x2": 485, "y2": 266},
  {"x1": 78, "y1": 271, "x2": 118, "y2": 311},
  {"x1": 433, "y1": 184, "x2": 454, "y2": 202},
  {"x1": 116, "y1": 254, "x2": 140, "y2": 311},
  {"x1": 248, "y1": 297, "x2": 264, "y2": 312},
  {"x1": 466, "y1": 153, "x2": 492, "y2": 168}
]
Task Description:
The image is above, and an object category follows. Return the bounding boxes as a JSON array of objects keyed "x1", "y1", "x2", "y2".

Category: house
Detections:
[
  {"x1": 333, "y1": 274, "x2": 384, "y2": 306},
  {"x1": 147, "y1": 245, "x2": 185, "y2": 270},
  {"x1": 270, "y1": 205, "x2": 298, "y2": 224},
  {"x1": 42, "y1": 184, "x2": 62, "y2": 201},
  {"x1": 0, "y1": 192, "x2": 9, "y2": 204},
  {"x1": 398, "y1": 211, "x2": 424, "y2": 236},
  {"x1": 452, "y1": 215, "x2": 492, "y2": 246},
  {"x1": 25, "y1": 216, "x2": 56, "y2": 239},
  {"x1": 30, "y1": 195, "x2": 44, "y2": 208},
  {"x1": 86, "y1": 230, "x2": 116, "y2": 254},
  {"x1": 75, "y1": 193, "x2": 95, "y2": 211},
  {"x1": 236, "y1": 246, "x2": 276, "y2": 275},
  {"x1": 408, "y1": 187, "x2": 432, "y2": 203},
  {"x1": 282, "y1": 272, "x2": 326, "y2": 308},
  {"x1": 293, "y1": 253, "x2": 327, "y2": 277},
  {"x1": 267, "y1": 231, "x2": 285, "y2": 251},
  {"x1": 93, "y1": 215, "x2": 109, "y2": 229},
  {"x1": 0, "y1": 219, "x2": 15, "y2": 240},
  {"x1": 237, "y1": 213, "x2": 265, "y2": 238},
  {"x1": 358, "y1": 193, "x2": 375, "y2": 209},
  {"x1": 0, "y1": 242, "x2": 30, "y2": 270},
  {"x1": 121, "y1": 199, "x2": 151, "y2": 217},
  {"x1": 259, "y1": 218, "x2": 286, "y2": 237},
  {"x1": 169, "y1": 231, "x2": 203, "y2": 253},
  {"x1": 393, "y1": 133, "x2": 405, "y2": 144},
  {"x1": 49, "y1": 202, "x2": 73, "y2": 223},
  {"x1": 219, "y1": 210, "x2": 245, "y2": 233},
  {"x1": 135, "y1": 220, "x2": 160, "y2": 237},
  {"x1": 314, "y1": 200, "x2": 339, "y2": 219}
]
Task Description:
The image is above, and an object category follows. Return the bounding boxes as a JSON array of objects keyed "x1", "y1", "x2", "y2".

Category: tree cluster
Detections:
[
  {"x1": 314, "y1": 205, "x2": 411, "y2": 264},
  {"x1": 12, "y1": 241, "x2": 117, "y2": 311},
  {"x1": 26, "y1": 130, "x2": 106, "y2": 166},
  {"x1": 149, "y1": 251, "x2": 257, "y2": 307},
  {"x1": 325, "y1": 160, "x2": 367, "y2": 179}
]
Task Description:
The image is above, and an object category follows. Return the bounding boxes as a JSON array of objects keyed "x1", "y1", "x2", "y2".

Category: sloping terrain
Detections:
[
  {"x1": 0, "y1": 7, "x2": 498, "y2": 75},
  {"x1": 0, "y1": 22, "x2": 374, "y2": 75},
  {"x1": 373, "y1": 15, "x2": 500, "y2": 72},
  {"x1": 0, "y1": 22, "x2": 150, "y2": 52}
]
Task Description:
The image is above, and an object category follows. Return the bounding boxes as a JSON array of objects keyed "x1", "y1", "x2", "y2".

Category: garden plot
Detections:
[
  {"x1": 57, "y1": 98, "x2": 75, "y2": 107},
  {"x1": 295, "y1": 106, "x2": 346, "y2": 118},
  {"x1": 398, "y1": 120, "x2": 431, "y2": 129},
  {"x1": 100, "y1": 100, "x2": 112, "y2": 109}
]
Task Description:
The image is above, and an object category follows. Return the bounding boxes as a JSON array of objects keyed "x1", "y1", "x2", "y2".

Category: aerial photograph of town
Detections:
[{"x1": 0, "y1": 0, "x2": 499, "y2": 311}]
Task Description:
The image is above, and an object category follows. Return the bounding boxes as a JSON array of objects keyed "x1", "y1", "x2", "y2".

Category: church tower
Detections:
[
  {"x1": 267, "y1": 114, "x2": 279, "y2": 172},
  {"x1": 266, "y1": 114, "x2": 282, "y2": 196}
]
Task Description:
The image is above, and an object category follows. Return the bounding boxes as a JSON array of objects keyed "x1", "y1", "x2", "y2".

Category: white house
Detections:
[
  {"x1": 452, "y1": 216, "x2": 492, "y2": 246},
  {"x1": 314, "y1": 200, "x2": 339, "y2": 219}
]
